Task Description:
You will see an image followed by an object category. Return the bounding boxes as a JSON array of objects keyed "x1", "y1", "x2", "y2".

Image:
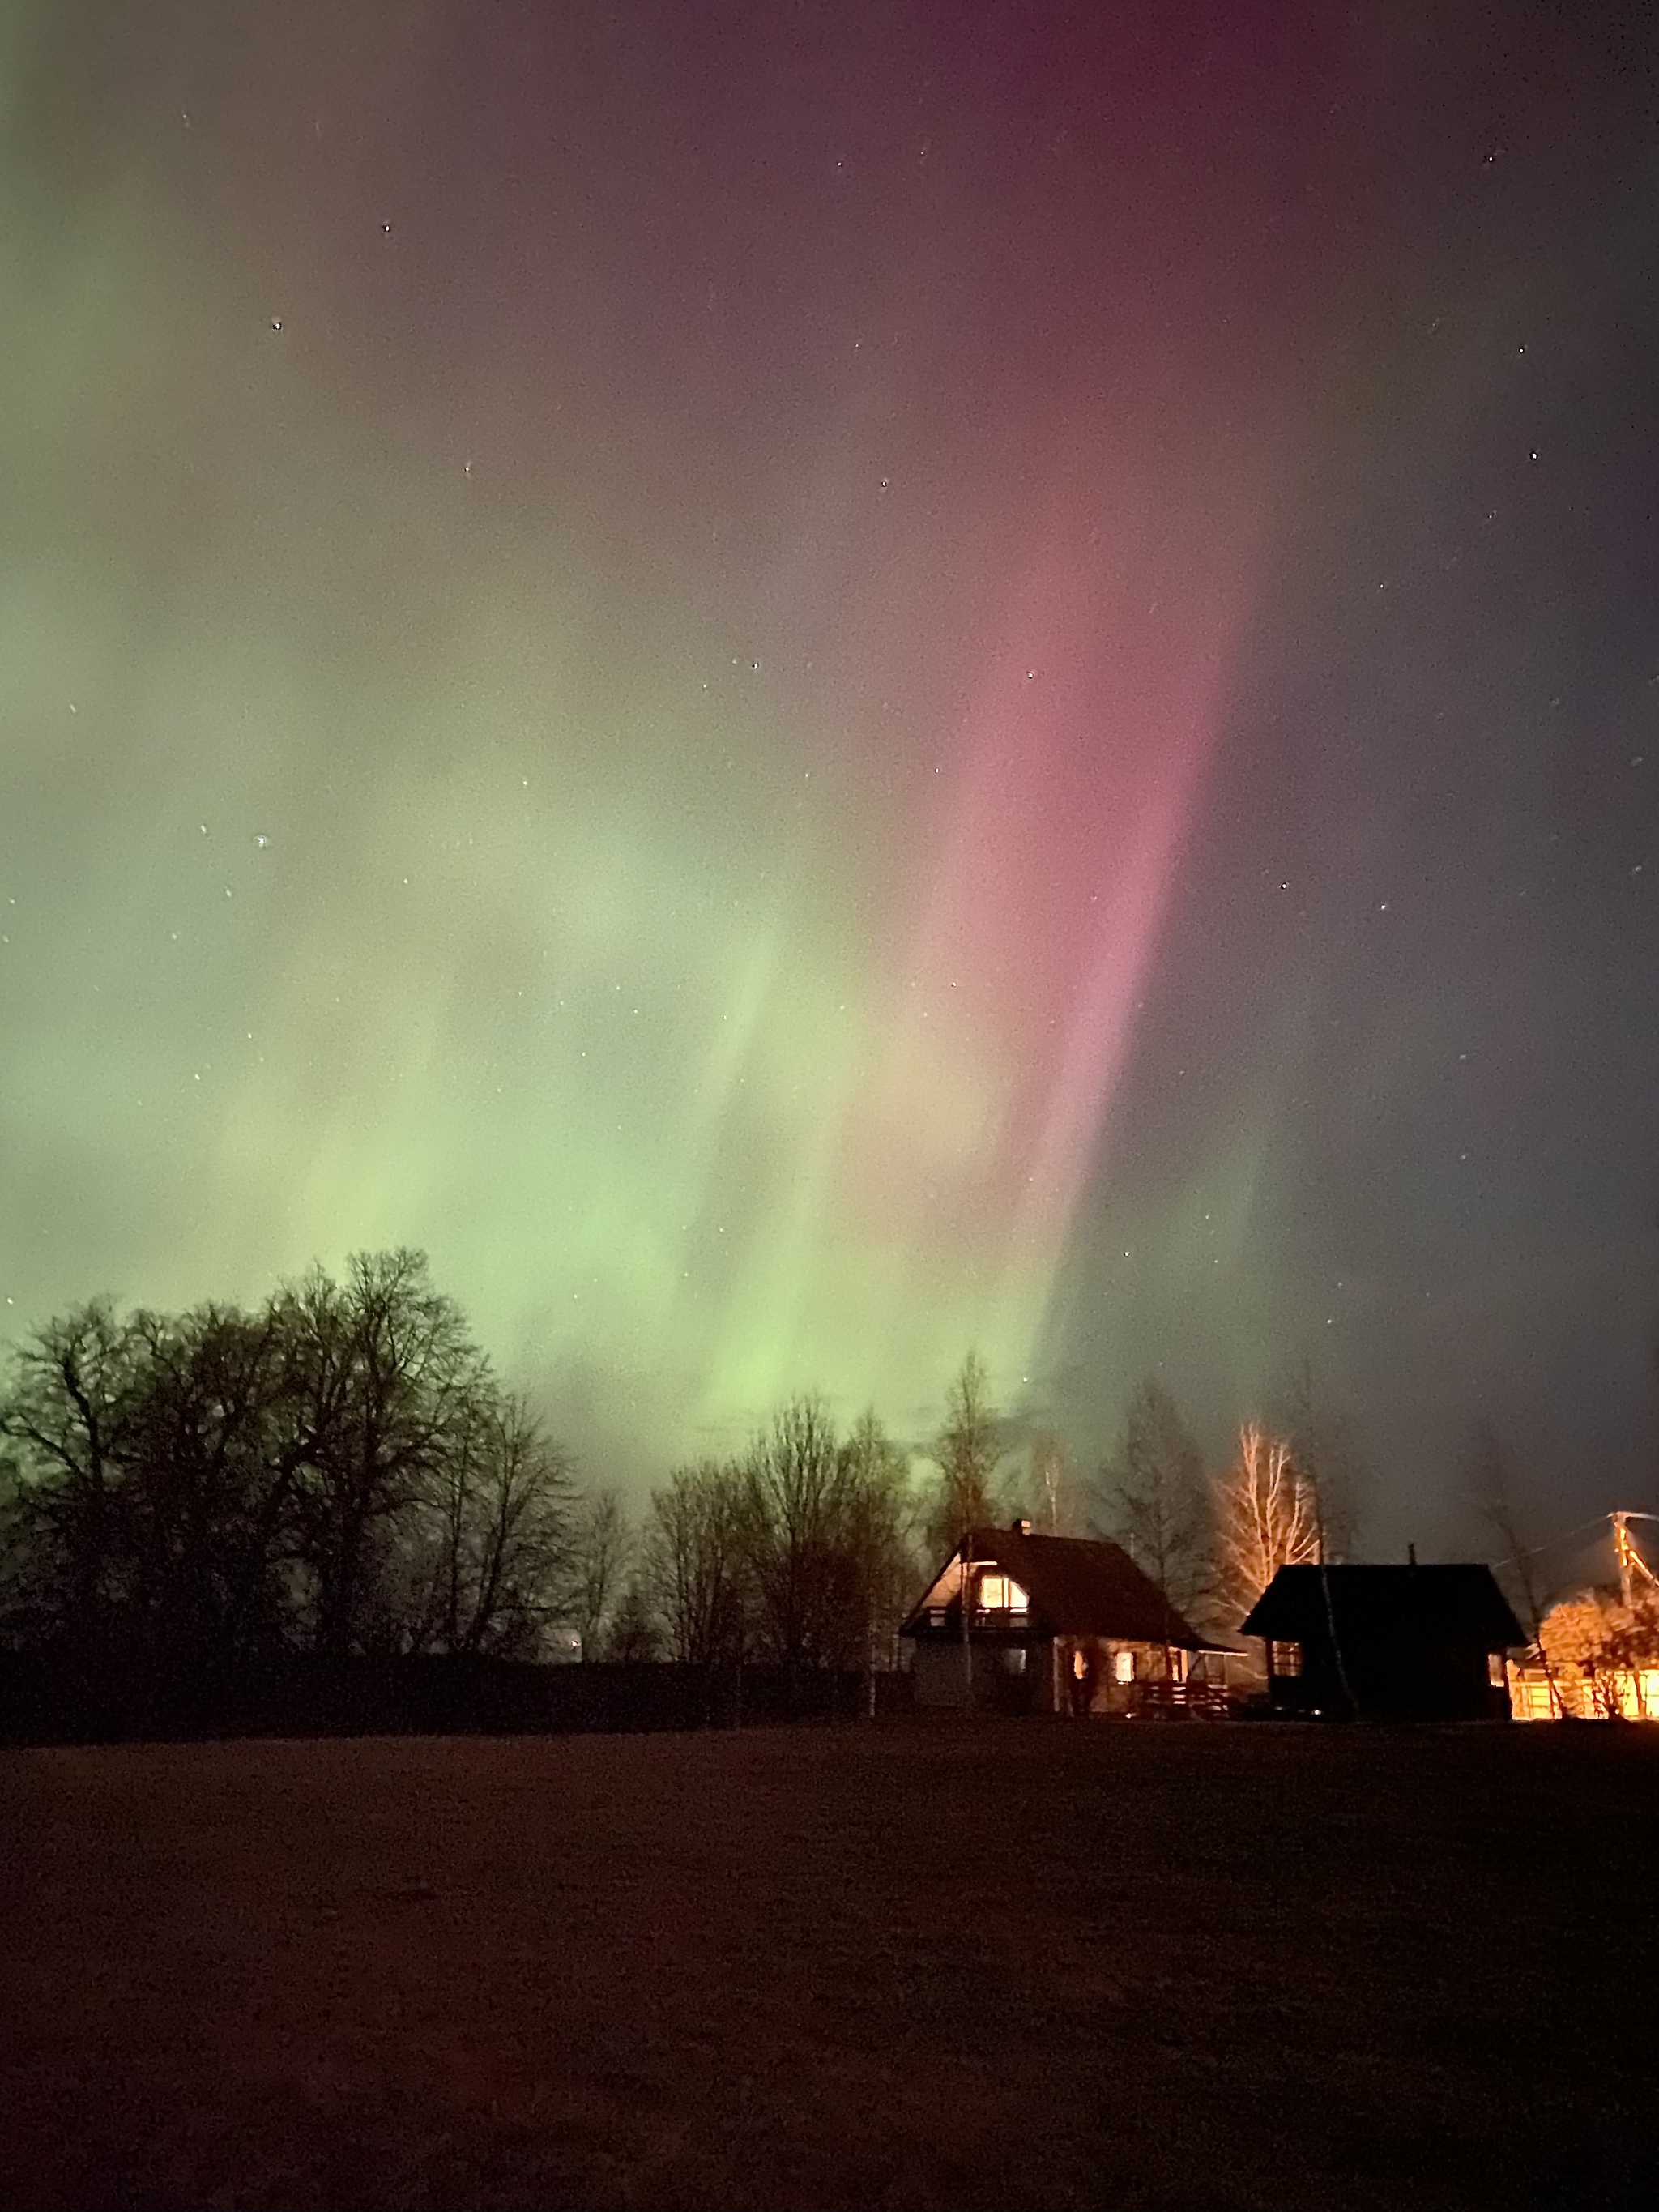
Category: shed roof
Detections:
[
  {"x1": 1239, "y1": 1563, "x2": 1525, "y2": 1649},
  {"x1": 902, "y1": 1525, "x2": 1213, "y2": 1649}
]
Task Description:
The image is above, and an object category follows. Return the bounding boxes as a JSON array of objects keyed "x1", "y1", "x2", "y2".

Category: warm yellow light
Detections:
[{"x1": 977, "y1": 1574, "x2": 1028, "y2": 1611}]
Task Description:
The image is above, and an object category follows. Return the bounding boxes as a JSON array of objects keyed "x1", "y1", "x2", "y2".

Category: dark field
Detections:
[{"x1": 3, "y1": 1721, "x2": 1654, "y2": 2211}]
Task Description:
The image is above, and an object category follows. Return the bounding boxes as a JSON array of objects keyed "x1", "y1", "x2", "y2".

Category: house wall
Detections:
[
  {"x1": 911, "y1": 1640, "x2": 1035, "y2": 1710},
  {"x1": 911, "y1": 1642, "x2": 970, "y2": 1708},
  {"x1": 908, "y1": 1636, "x2": 1210, "y2": 1715},
  {"x1": 1051, "y1": 1638, "x2": 1183, "y2": 1715},
  {"x1": 1270, "y1": 1635, "x2": 1512, "y2": 1721}
]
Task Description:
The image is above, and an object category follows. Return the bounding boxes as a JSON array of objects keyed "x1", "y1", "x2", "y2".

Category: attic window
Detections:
[
  {"x1": 976, "y1": 1574, "x2": 1028, "y2": 1613},
  {"x1": 1271, "y1": 1641, "x2": 1303, "y2": 1677}
]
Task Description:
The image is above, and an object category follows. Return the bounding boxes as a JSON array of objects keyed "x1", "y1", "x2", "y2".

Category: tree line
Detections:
[
  {"x1": 0, "y1": 1252, "x2": 569, "y2": 1667},
  {"x1": 2, "y1": 1249, "x2": 1375, "y2": 1673}
]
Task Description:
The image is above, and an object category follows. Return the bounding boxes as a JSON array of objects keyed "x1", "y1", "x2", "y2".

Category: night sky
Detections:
[{"x1": 4, "y1": 2, "x2": 1655, "y2": 1552}]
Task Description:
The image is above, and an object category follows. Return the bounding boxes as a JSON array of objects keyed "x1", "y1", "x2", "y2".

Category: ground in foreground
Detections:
[{"x1": 2, "y1": 1719, "x2": 1654, "y2": 2211}]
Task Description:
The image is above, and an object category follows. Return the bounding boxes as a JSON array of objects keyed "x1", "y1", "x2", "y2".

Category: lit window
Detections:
[
  {"x1": 1487, "y1": 1653, "x2": 1507, "y2": 1689},
  {"x1": 1271, "y1": 1641, "x2": 1302, "y2": 1676},
  {"x1": 1113, "y1": 1649, "x2": 1135, "y2": 1684},
  {"x1": 977, "y1": 1574, "x2": 1029, "y2": 1612}
]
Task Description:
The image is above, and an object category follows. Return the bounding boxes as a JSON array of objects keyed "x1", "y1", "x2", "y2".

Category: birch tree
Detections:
[{"x1": 1212, "y1": 1421, "x2": 1321, "y2": 1625}]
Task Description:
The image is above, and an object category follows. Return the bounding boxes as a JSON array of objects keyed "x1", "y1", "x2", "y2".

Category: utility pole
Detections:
[
  {"x1": 1306, "y1": 1458, "x2": 1357, "y2": 1720},
  {"x1": 958, "y1": 1535, "x2": 973, "y2": 1707},
  {"x1": 1612, "y1": 1511, "x2": 1659, "y2": 1607}
]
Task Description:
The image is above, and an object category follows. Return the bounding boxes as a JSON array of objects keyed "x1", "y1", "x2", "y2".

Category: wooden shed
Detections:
[{"x1": 1240, "y1": 1562, "x2": 1524, "y2": 1721}]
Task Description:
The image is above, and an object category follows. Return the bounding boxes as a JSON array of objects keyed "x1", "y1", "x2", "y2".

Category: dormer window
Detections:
[{"x1": 976, "y1": 1573, "x2": 1028, "y2": 1613}]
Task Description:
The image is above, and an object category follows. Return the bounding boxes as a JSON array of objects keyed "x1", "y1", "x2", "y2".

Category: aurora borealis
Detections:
[{"x1": 3, "y1": 2, "x2": 1655, "y2": 1541}]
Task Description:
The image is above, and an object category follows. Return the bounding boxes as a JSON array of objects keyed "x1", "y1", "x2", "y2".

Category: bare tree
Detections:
[
  {"x1": 1026, "y1": 1428, "x2": 1086, "y2": 1536},
  {"x1": 1100, "y1": 1378, "x2": 1207, "y2": 1627},
  {"x1": 1266, "y1": 1363, "x2": 1364, "y2": 1558},
  {"x1": 0, "y1": 1254, "x2": 578, "y2": 1670},
  {"x1": 744, "y1": 1397, "x2": 851, "y2": 1664},
  {"x1": 0, "y1": 1300, "x2": 151, "y2": 1650},
  {"x1": 569, "y1": 1488, "x2": 631, "y2": 1659},
  {"x1": 412, "y1": 1390, "x2": 574, "y2": 1657},
  {"x1": 837, "y1": 1407, "x2": 917, "y2": 1681},
  {"x1": 276, "y1": 1250, "x2": 487, "y2": 1655},
  {"x1": 925, "y1": 1352, "x2": 1004, "y2": 1555},
  {"x1": 1464, "y1": 1419, "x2": 1551, "y2": 1645},
  {"x1": 606, "y1": 1573, "x2": 663, "y2": 1661},
  {"x1": 1541, "y1": 1586, "x2": 1659, "y2": 1718},
  {"x1": 646, "y1": 1458, "x2": 749, "y2": 1667},
  {"x1": 1212, "y1": 1420, "x2": 1322, "y2": 1626},
  {"x1": 117, "y1": 1303, "x2": 303, "y2": 1663}
]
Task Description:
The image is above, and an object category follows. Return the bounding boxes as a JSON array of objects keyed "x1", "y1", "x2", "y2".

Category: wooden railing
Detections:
[
  {"x1": 1132, "y1": 1677, "x2": 1230, "y2": 1718},
  {"x1": 917, "y1": 1605, "x2": 1030, "y2": 1631}
]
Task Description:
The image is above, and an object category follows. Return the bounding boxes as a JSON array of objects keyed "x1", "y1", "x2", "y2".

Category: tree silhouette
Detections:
[
  {"x1": 569, "y1": 1488, "x2": 631, "y2": 1660},
  {"x1": 1101, "y1": 1377, "x2": 1207, "y2": 1621},
  {"x1": 1026, "y1": 1428, "x2": 1086, "y2": 1536},
  {"x1": 275, "y1": 1250, "x2": 487, "y2": 1655},
  {"x1": 744, "y1": 1396, "x2": 848, "y2": 1664},
  {"x1": 925, "y1": 1352, "x2": 1004, "y2": 1554},
  {"x1": 0, "y1": 1252, "x2": 576, "y2": 1665},
  {"x1": 645, "y1": 1458, "x2": 749, "y2": 1667}
]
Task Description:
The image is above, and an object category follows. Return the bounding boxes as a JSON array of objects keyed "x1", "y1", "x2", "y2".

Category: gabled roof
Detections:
[
  {"x1": 902, "y1": 1525, "x2": 1212, "y2": 1649},
  {"x1": 1239, "y1": 1563, "x2": 1525, "y2": 1649}
]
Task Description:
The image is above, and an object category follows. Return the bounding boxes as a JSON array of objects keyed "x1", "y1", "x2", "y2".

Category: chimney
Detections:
[
  {"x1": 1012, "y1": 1518, "x2": 1032, "y2": 1535},
  {"x1": 1408, "y1": 1542, "x2": 1418, "y2": 1567}
]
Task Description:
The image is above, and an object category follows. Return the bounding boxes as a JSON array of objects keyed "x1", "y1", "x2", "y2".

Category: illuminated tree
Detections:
[
  {"x1": 1541, "y1": 1585, "x2": 1659, "y2": 1719},
  {"x1": 1212, "y1": 1420, "x2": 1322, "y2": 1625},
  {"x1": 925, "y1": 1351, "x2": 1004, "y2": 1554}
]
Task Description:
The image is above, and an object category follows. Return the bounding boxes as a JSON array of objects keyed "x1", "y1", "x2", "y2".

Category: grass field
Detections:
[{"x1": 3, "y1": 1719, "x2": 1654, "y2": 2210}]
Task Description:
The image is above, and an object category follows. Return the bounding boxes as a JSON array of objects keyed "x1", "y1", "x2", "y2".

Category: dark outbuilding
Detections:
[{"x1": 1241, "y1": 1562, "x2": 1525, "y2": 1721}]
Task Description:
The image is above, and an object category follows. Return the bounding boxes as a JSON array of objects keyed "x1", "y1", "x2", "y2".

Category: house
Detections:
[
  {"x1": 1239, "y1": 1562, "x2": 1524, "y2": 1722},
  {"x1": 900, "y1": 1521, "x2": 1228, "y2": 1715}
]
